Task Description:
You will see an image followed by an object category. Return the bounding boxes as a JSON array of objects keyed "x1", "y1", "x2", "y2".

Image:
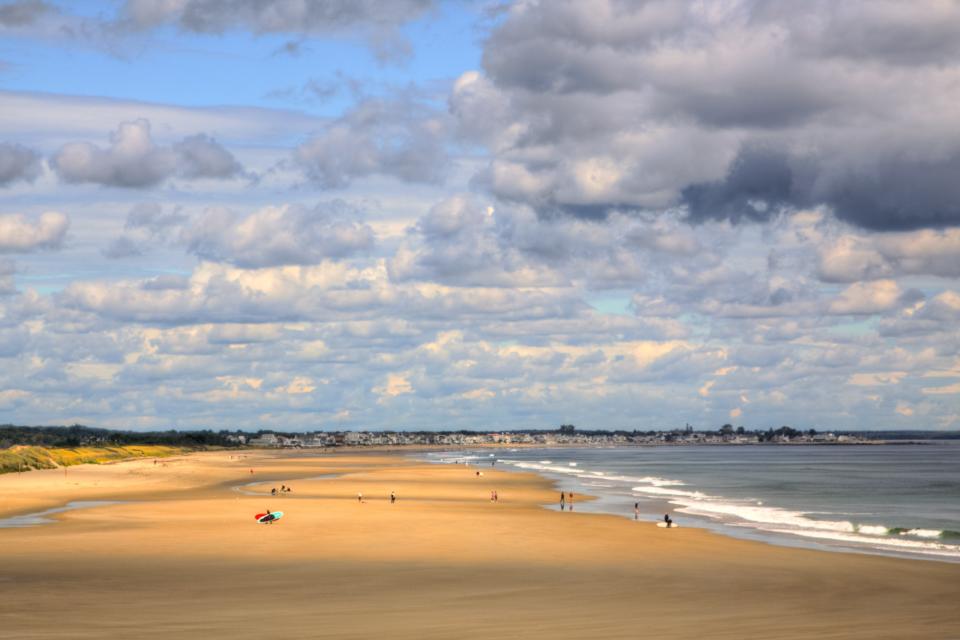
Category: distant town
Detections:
[
  {"x1": 5, "y1": 423, "x2": 954, "y2": 451},
  {"x1": 239, "y1": 424, "x2": 873, "y2": 448}
]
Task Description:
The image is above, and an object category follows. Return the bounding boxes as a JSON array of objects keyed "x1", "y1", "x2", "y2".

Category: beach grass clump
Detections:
[{"x1": 0, "y1": 445, "x2": 182, "y2": 474}]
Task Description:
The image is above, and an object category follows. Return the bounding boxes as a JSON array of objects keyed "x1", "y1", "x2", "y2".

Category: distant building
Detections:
[{"x1": 248, "y1": 433, "x2": 279, "y2": 447}]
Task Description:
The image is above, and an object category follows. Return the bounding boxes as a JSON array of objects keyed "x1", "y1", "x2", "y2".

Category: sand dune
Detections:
[{"x1": 1, "y1": 450, "x2": 958, "y2": 639}]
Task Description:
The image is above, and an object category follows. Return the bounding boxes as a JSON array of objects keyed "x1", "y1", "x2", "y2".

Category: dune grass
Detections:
[{"x1": 0, "y1": 445, "x2": 183, "y2": 474}]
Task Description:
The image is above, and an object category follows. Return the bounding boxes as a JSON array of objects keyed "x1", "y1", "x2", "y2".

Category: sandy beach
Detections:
[{"x1": 1, "y1": 449, "x2": 958, "y2": 639}]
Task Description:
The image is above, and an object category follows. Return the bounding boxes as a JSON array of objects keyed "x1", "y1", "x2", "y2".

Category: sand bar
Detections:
[{"x1": 1, "y1": 449, "x2": 958, "y2": 639}]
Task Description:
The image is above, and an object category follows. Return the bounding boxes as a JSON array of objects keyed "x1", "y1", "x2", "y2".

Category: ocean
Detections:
[{"x1": 424, "y1": 442, "x2": 960, "y2": 562}]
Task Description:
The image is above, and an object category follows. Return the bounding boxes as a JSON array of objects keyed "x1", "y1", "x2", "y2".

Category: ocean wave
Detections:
[
  {"x1": 770, "y1": 528, "x2": 960, "y2": 558},
  {"x1": 896, "y1": 528, "x2": 943, "y2": 539},
  {"x1": 674, "y1": 500, "x2": 858, "y2": 534},
  {"x1": 509, "y1": 461, "x2": 589, "y2": 476},
  {"x1": 632, "y1": 485, "x2": 707, "y2": 500},
  {"x1": 856, "y1": 525, "x2": 889, "y2": 536},
  {"x1": 507, "y1": 461, "x2": 688, "y2": 489}
]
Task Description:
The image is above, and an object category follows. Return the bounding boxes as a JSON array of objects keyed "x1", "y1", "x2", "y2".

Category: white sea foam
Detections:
[
  {"x1": 856, "y1": 525, "x2": 889, "y2": 536},
  {"x1": 901, "y1": 528, "x2": 943, "y2": 539},
  {"x1": 772, "y1": 528, "x2": 960, "y2": 558},
  {"x1": 510, "y1": 461, "x2": 585, "y2": 476},
  {"x1": 633, "y1": 485, "x2": 707, "y2": 500},
  {"x1": 430, "y1": 453, "x2": 484, "y2": 464},
  {"x1": 674, "y1": 499, "x2": 857, "y2": 533}
]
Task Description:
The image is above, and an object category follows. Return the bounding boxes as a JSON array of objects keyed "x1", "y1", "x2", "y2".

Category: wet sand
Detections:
[{"x1": 1, "y1": 449, "x2": 958, "y2": 639}]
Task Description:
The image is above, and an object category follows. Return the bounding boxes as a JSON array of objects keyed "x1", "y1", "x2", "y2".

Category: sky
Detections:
[{"x1": 1, "y1": 0, "x2": 958, "y2": 432}]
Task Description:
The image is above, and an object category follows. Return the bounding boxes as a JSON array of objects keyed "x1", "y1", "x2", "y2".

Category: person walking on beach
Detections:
[
  {"x1": 494, "y1": 490, "x2": 498, "y2": 502},
  {"x1": 358, "y1": 492, "x2": 363, "y2": 503},
  {"x1": 664, "y1": 513, "x2": 673, "y2": 527},
  {"x1": 634, "y1": 502, "x2": 639, "y2": 520},
  {"x1": 390, "y1": 491, "x2": 396, "y2": 504},
  {"x1": 560, "y1": 492, "x2": 565, "y2": 511},
  {"x1": 568, "y1": 492, "x2": 574, "y2": 511}
]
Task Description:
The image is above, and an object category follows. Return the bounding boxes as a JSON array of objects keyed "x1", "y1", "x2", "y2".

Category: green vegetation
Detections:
[
  {"x1": 0, "y1": 424, "x2": 246, "y2": 449},
  {"x1": 0, "y1": 444, "x2": 183, "y2": 475}
]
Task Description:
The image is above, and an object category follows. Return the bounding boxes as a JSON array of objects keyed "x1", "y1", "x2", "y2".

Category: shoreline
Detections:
[
  {"x1": 1, "y1": 448, "x2": 958, "y2": 639},
  {"x1": 426, "y1": 445, "x2": 960, "y2": 565}
]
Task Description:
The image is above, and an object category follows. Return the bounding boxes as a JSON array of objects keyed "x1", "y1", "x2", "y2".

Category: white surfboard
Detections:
[{"x1": 657, "y1": 522, "x2": 679, "y2": 528}]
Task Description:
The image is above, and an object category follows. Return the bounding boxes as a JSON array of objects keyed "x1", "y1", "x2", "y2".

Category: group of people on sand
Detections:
[
  {"x1": 270, "y1": 485, "x2": 292, "y2": 496},
  {"x1": 560, "y1": 491, "x2": 574, "y2": 511}
]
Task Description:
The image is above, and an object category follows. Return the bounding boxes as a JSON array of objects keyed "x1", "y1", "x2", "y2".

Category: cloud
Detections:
[
  {"x1": 0, "y1": 258, "x2": 15, "y2": 294},
  {"x1": 294, "y1": 96, "x2": 450, "y2": 189},
  {"x1": 0, "y1": 142, "x2": 42, "y2": 186},
  {"x1": 456, "y1": 0, "x2": 960, "y2": 230},
  {"x1": 878, "y1": 290, "x2": 960, "y2": 337},
  {"x1": 392, "y1": 196, "x2": 708, "y2": 289},
  {"x1": 126, "y1": 202, "x2": 188, "y2": 235},
  {"x1": 51, "y1": 119, "x2": 244, "y2": 188},
  {"x1": 371, "y1": 372, "x2": 414, "y2": 402},
  {"x1": 102, "y1": 235, "x2": 143, "y2": 259},
  {"x1": 173, "y1": 133, "x2": 244, "y2": 179},
  {"x1": 0, "y1": 90, "x2": 323, "y2": 144},
  {"x1": 103, "y1": 203, "x2": 189, "y2": 259},
  {"x1": 818, "y1": 228, "x2": 960, "y2": 282},
  {"x1": 120, "y1": 0, "x2": 433, "y2": 34},
  {"x1": 0, "y1": 211, "x2": 69, "y2": 252},
  {"x1": 0, "y1": 0, "x2": 51, "y2": 27},
  {"x1": 828, "y1": 280, "x2": 902, "y2": 315},
  {"x1": 278, "y1": 376, "x2": 316, "y2": 395},
  {"x1": 182, "y1": 201, "x2": 374, "y2": 267},
  {"x1": 118, "y1": 0, "x2": 434, "y2": 63},
  {"x1": 683, "y1": 146, "x2": 960, "y2": 231}
]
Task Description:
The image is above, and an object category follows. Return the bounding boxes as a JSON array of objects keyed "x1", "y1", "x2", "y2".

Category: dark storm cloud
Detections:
[
  {"x1": 0, "y1": 142, "x2": 42, "y2": 186},
  {"x1": 682, "y1": 147, "x2": 805, "y2": 224},
  {"x1": 459, "y1": 0, "x2": 960, "y2": 230},
  {"x1": 684, "y1": 146, "x2": 960, "y2": 230}
]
